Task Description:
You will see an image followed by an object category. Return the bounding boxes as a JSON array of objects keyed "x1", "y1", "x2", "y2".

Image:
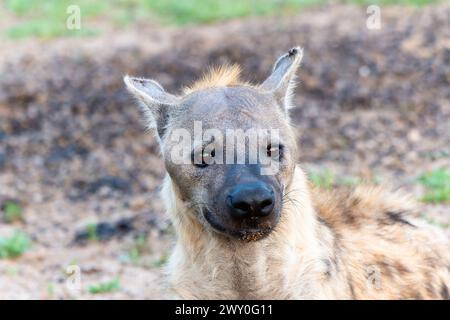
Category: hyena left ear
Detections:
[
  {"x1": 260, "y1": 47, "x2": 303, "y2": 111},
  {"x1": 124, "y1": 76, "x2": 179, "y2": 139}
]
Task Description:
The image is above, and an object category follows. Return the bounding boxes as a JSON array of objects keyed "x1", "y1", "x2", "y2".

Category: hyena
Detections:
[{"x1": 124, "y1": 47, "x2": 450, "y2": 299}]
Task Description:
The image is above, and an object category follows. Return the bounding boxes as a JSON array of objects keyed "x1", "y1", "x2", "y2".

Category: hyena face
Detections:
[{"x1": 125, "y1": 47, "x2": 303, "y2": 241}]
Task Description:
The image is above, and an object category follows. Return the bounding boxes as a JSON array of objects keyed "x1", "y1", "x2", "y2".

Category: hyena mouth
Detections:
[
  {"x1": 203, "y1": 209, "x2": 273, "y2": 242},
  {"x1": 239, "y1": 229, "x2": 271, "y2": 242},
  {"x1": 202, "y1": 209, "x2": 228, "y2": 233}
]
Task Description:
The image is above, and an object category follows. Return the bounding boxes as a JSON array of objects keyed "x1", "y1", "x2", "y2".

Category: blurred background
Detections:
[{"x1": 0, "y1": 0, "x2": 448, "y2": 299}]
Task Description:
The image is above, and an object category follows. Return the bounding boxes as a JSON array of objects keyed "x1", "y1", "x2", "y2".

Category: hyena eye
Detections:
[
  {"x1": 267, "y1": 144, "x2": 283, "y2": 161},
  {"x1": 192, "y1": 148, "x2": 215, "y2": 168}
]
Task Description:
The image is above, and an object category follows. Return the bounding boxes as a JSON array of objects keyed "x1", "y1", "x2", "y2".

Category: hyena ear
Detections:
[
  {"x1": 260, "y1": 47, "x2": 303, "y2": 111},
  {"x1": 124, "y1": 76, "x2": 179, "y2": 139}
]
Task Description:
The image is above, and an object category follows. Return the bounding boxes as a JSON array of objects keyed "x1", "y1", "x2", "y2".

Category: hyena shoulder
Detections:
[
  {"x1": 310, "y1": 184, "x2": 450, "y2": 299},
  {"x1": 310, "y1": 184, "x2": 418, "y2": 229}
]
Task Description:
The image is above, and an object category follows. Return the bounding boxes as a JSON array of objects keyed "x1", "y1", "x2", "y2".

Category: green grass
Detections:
[
  {"x1": 418, "y1": 168, "x2": 450, "y2": 204},
  {"x1": 6, "y1": 20, "x2": 98, "y2": 39},
  {"x1": 2, "y1": 0, "x2": 440, "y2": 39},
  {"x1": 310, "y1": 167, "x2": 450, "y2": 203},
  {"x1": 119, "y1": 235, "x2": 169, "y2": 268},
  {"x1": 308, "y1": 168, "x2": 381, "y2": 189},
  {"x1": 337, "y1": 175, "x2": 364, "y2": 186},
  {"x1": 0, "y1": 232, "x2": 31, "y2": 259},
  {"x1": 420, "y1": 213, "x2": 450, "y2": 229},
  {"x1": 141, "y1": 0, "x2": 322, "y2": 25},
  {"x1": 4, "y1": 0, "x2": 104, "y2": 39},
  {"x1": 88, "y1": 277, "x2": 121, "y2": 294},
  {"x1": 125, "y1": 234, "x2": 148, "y2": 263},
  {"x1": 309, "y1": 169, "x2": 336, "y2": 189},
  {"x1": 85, "y1": 222, "x2": 99, "y2": 242},
  {"x1": 152, "y1": 252, "x2": 169, "y2": 268},
  {"x1": 2, "y1": 200, "x2": 23, "y2": 223},
  {"x1": 47, "y1": 283, "x2": 56, "y2": 297},
  {"x1": 5, "y1": 266, "x2": 19, "y2": 276}
]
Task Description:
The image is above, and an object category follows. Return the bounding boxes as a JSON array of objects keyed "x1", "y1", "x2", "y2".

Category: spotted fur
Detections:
[{"x1": 163, "y1": 169, "x2": 450, "y2": 299}]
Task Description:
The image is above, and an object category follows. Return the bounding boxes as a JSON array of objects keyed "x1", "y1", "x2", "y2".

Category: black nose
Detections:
[{"x1": 226, "y1": 182, "x2": 275, "y2": 219}]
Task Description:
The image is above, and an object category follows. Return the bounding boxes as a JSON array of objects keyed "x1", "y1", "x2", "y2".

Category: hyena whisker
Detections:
[
  {"x1": 281, "y1": 187, "x2": 303, "y2": 199},
  {"x1": 282, "y1": 196, "x2": 303, "y2": 212},
  {"x1": 187, "y1": 201, "x2": 210, "y2": 210}
]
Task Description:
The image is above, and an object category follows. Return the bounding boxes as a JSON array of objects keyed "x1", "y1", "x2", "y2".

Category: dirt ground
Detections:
[{"x1": 0, "y1": 4, "x2": 449, "y2": 299}]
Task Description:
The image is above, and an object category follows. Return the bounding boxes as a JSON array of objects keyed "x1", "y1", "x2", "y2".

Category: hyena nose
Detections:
[{"x1": 226, "y1": 182, "x2": 275, "y2": 219}]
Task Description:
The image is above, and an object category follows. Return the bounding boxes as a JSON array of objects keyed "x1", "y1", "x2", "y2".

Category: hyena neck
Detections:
[{"x1": 162, "y1": 167, "x2": 330, "y2": 299}]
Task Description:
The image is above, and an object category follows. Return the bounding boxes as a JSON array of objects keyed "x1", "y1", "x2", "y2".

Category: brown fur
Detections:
[
  {"x1": 312, "y1": 184, "x2": 450, "y2": 299},
  {"x1": 163, "y1": 169, "x2": 450, "y2": 299},
  {"x1": 183, "y1": 64, "x2": 252, "y2": 94}
]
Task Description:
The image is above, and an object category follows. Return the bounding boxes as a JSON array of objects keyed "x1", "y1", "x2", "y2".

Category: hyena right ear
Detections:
[
  {"x1": 260, "y1": 47, "x2": 303, "y2": 112},
  {"x1": 124, "y1": 76, "x2": 179, "y2": 139}
]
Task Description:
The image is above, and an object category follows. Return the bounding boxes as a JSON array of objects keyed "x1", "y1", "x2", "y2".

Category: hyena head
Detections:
[{"x1": 125, "y1": 47, "x2": 303, "y2": 241}]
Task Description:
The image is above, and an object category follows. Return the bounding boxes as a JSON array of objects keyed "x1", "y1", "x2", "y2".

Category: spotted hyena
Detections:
[{"x1": 124, "y1": 47, "x2": 450, "y2": 299}]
